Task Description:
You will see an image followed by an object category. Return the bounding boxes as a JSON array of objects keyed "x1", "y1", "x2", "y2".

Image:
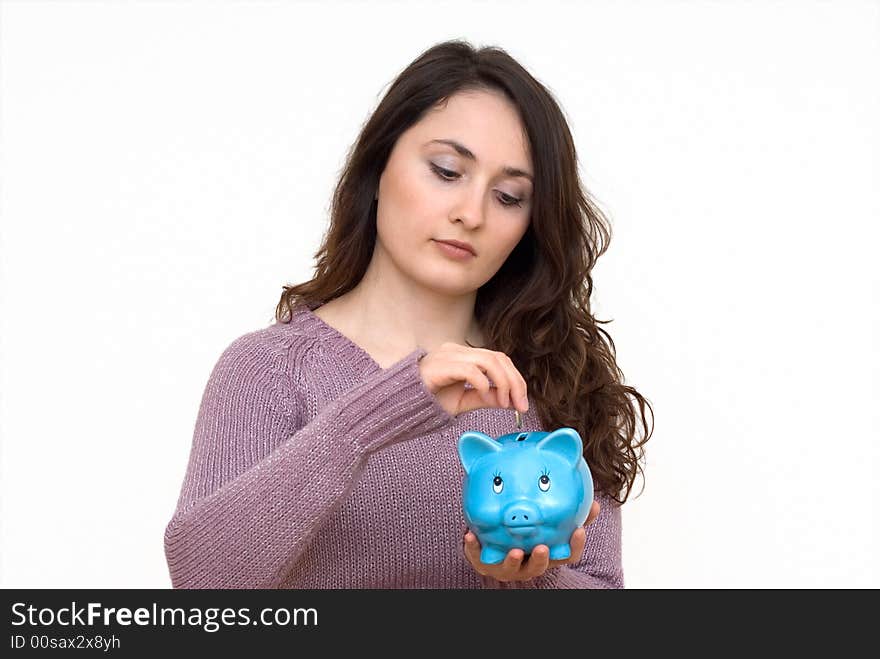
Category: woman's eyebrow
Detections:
[{"x1": 426, "y1": 138, "x2": 533, "y2": 183}]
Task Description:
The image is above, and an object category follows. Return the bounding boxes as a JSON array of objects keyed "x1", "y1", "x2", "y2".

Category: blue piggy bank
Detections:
[{"x1": 458, "y1": 427, "x2": 593, "y2": 565}]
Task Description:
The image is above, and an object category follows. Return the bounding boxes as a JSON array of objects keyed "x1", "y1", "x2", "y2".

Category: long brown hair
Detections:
[{"x1": 275, "y1": 40, "x2": 653, "y2": 504}]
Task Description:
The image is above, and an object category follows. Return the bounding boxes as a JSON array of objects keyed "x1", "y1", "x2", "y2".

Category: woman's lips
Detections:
[{"x1": 433, "y1": 239, "x2": 476, "y2": 260}]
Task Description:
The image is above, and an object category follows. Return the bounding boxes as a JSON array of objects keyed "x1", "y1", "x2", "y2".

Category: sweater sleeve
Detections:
[
  {"x1": 477, "y1": 490, "x2": 624, "y2": 589},
  {"x1": 163, "y1": 334, "x2": 453, "y2": 589}
]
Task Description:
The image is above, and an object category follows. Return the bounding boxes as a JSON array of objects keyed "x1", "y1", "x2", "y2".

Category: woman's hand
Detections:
[
  {"x1": 463, "y1": 500, "x2": 601, "y2": 583},
  {"x1": 418, "y1": 342, "x2": 529, "y2": 418}
]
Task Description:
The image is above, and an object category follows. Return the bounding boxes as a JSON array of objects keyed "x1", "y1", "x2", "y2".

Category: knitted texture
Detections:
[{"x1": 163, "y1": 302, "x2": 624, "y2": 589}]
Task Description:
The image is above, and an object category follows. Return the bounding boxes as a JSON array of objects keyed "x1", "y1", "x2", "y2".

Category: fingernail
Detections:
[{"x1": 519, "y1": 396, "x2": 529, "y2": 411}]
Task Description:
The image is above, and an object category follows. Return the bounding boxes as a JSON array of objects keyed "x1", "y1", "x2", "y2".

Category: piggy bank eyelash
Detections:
[
  {"x1": 538, "y1": 468, "x2": 551, "y2": 492},
  {"x1": 492, "y1": 471, "x2": 504, "y2": 494}
]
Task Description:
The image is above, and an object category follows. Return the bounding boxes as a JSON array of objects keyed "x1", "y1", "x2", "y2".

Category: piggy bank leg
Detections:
[
  {"x1": 548, "y1": 543, "x2": 572, "y2": 561},
  {"x1": 480, "y1": 545, "x2": 508, "y2": 565}
]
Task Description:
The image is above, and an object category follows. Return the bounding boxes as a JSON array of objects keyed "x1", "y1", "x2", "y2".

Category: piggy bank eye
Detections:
[
  {"x1": 538, "y1": 474, "x2": 551, "y2": 492},
  {"x1": 492, "y1": 475, "x2": 504, "y2": 494}
]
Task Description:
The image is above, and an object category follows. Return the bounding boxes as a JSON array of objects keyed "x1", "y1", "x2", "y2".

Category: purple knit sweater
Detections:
[{"x1": 163, "y1": 302, "x2": 624, "y2": 589}]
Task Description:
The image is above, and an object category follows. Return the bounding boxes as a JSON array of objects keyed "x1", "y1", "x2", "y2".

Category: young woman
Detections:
[{"x1": 164, "y1": 40, "x2": 653, "y2": 589}]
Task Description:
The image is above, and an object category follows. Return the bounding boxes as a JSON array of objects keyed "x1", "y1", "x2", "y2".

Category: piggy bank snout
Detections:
[{"x1": 502, "y1": 500, "x2": 543, "y2": 535}]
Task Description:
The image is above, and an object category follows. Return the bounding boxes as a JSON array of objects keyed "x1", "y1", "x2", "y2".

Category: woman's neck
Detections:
[{"x1": 314, "y1": 284, "x2": 485, "y2": 364}]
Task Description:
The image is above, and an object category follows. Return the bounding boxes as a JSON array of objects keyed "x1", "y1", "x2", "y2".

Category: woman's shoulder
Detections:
[
  {"x1": 217, "y1": 305, "x2": 328, "y2": 369},
  {"x1": 211, "y1": 303, "x2": 358, "y2": 396},
  {"x1": 194, "y1": 310, "x2": 328, "y2": 423}
]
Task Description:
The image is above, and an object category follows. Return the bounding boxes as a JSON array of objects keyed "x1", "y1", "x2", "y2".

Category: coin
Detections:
[{"x1": 515, "y1": 410, "x2": 522, "y2": 429}]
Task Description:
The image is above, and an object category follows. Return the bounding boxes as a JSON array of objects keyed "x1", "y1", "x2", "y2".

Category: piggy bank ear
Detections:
[
  {"x1": 536, "y1": 428, "x2": 584, "y2": 467},
  {"x1": 457, "y1": 431, "x2": 501, "y2": 475}
]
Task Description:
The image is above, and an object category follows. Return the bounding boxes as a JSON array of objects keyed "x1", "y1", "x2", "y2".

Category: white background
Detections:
[{"x1": 1, "y1": 0, "x2": 877, "y2": 588}]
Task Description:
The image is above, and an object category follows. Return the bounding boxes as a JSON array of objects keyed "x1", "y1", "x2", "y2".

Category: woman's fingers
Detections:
[
  {"x1": 486, "y1": 350, "x2": 529, "y2": 413},
  {"x1": 463, "y1": 531, "x2": 482, "y2": 570},
  {"x1": 419, "y1": 343, "x2": 529, "y2": 416},
  {"x1": 496, "y1": 548, "x2": 526, "y2": 581},
  {"x1": 463, "y1": 363, "x2": 494, "y2": 406},
  {"x1": 542, "y1": 503, "x2": 597, "y2": 568},
  {"x1": 442, "y1": 343, "x2": 526, "y2": 412},
  {"x1": 547, "y1": 528, "x2": 587, "y2": 568},
  {"x1": 521, "y1": 545, "x2": 550, "y2": 578},
  {"x1": 465, "y1": 525, "x2": 592, "y2": 578},
  {"x1": 434, "y1": 361, "x2": 496, "y2": 411},
  {"x1": 463, "y1": 349, "x2": 513, "y2": 410},
  {"x1": 425, "y1": 350, "x2": 490, "y2": 394},
  {"x1": 464, "y1": 504, "x2": 599, "y2": 580},
  {"x1": 464, "y1": 532, "x2": 525, "y2": 580},
  {"x1": 464, "y1": 530, "x2": 564, "y2": 582}
]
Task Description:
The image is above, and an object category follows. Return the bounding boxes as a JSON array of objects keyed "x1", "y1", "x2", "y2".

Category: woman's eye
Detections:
[
  {"x1": 498, "y1": 192, "x2": 523, "y2": 208},
  {"x1": 430, "y1": 163, "x2": 524, "y2": 209},
  {"x1": 430, "y1": 163, "x2": 459, "y2": 181},
  {"x1": 492, "y1": 475, "x2": 503, "y2": 494}
]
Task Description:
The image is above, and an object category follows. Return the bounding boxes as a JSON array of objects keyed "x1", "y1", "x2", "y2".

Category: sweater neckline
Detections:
[{"x1": 293, "y1": 301, "x2": 387, "y2": 375}]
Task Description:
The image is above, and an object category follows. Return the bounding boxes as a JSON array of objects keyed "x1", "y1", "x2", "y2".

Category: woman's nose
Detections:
[{"x1": 449, "y1": 189, "x2": 487, "y2": 228}]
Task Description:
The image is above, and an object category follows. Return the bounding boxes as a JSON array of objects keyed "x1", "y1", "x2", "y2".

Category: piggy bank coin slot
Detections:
[{"x1": 517, "y1": 433, "x2": 528, "y2": 441}]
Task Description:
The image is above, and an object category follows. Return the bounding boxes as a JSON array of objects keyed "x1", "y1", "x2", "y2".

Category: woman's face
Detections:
[{"x1": 374, "y1": 88, "x2": 533, "y2": 297}]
